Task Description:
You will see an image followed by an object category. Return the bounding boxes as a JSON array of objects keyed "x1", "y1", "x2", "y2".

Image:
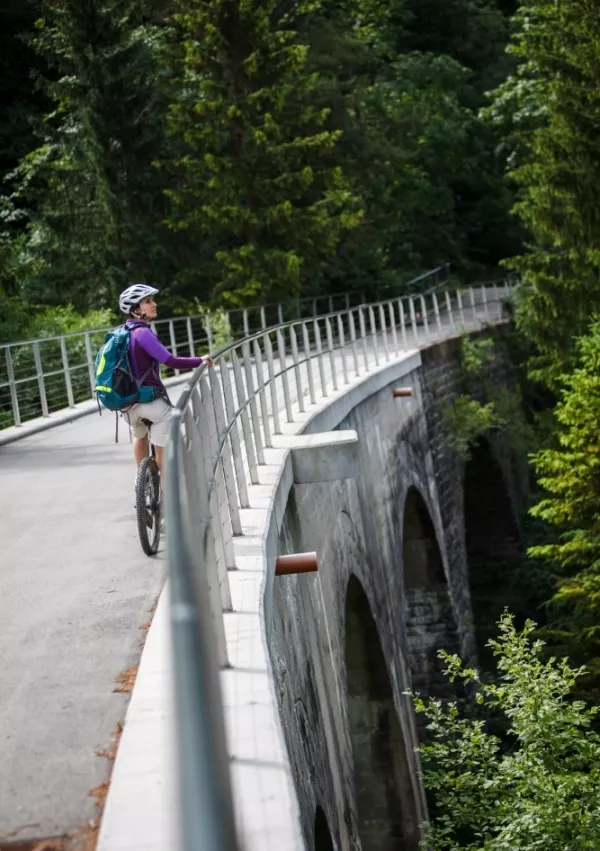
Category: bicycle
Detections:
[{"x1": 135, "y1": 423, "x2": 161, "y2": 556}]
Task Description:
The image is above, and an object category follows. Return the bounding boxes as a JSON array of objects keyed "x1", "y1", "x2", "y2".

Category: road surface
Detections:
[{"x1": 0, "y1": 404, "x2": 172, "y2": 843}]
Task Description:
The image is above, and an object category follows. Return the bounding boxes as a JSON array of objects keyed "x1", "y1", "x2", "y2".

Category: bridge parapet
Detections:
[
  {"x1": 151, "y1": 279, "x2": 513, "y2": 851},
  {"x1": 1, "y1": 268, "x2": 457, "y2": 430}
]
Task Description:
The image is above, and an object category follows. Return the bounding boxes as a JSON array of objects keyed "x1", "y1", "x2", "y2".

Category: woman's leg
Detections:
[
  {"x1": 155, "y1": 445, "x2": 165, "y2": 478},
  {"x1": 133, "y1": 436, "x2": 150, "y2": 467}
]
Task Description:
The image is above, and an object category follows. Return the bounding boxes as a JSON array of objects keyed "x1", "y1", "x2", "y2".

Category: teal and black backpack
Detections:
[{"x1": 94, "y1": 325, "x2": 156, "y2": 412}]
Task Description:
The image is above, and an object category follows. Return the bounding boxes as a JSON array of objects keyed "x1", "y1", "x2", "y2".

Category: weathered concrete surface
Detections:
[
  {"x1": 0, "y1": 397, "x2": 179, "y2": 842},
  {"x1": 267, "y1": 333, "x2": 523, "y2": 851},
  {"x1": 276, "y1": 431, "x2": 359, "y2": 484}
]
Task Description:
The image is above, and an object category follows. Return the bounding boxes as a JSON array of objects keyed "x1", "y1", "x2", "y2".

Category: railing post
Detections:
[
  {"x1": 409, "y1": 297, "x2": 418, "y2": 342},
  {"x1": 278, "y1": 304, "x2": 284, "y2": 325},
  {"x1": 358, "y1": 308, "x2": 369, "y2": 371},
  {"x1": 399, "y1": 300, "x2": 408, "y2": 349},
  {"x1": 368, "y1": 305, "x2": 379, "y2": 366},
  {"x1": 219, "y1": 358, "x2": 250, "y2": 507},
  {"x1": 169, "y1": 321, "x2": 180, "y2": 376},
  {"x1": 491, "y1": 283, "x2": 498, "y2": 319},
  {"x1": 5, "y1": 346, "x2": 21, "y2": 426},
  {"x1": 276, "y1": 328, "x2": 294, "y2": 422},
  {"x1": 301, "y1": 323, "x2": 317, "y2": 405},
  {"x1": 419, "y1": 295, "x2": 429, "y2": 336},
  {"x1": 337, "y1": 314, "x2": 349, "y2": 384},
  {"x1": 457, "y1": 288, "x2": 465, "y2": 326},
  {"x1": 84, "y1": 332, "x2": 95, "y2": 397},
  {"x1": 224, "y1": 311, "x2": 234, "y2": 346},
  {"x1": 231, "y1": 350, "x2": 260, "y2": 484},
  {"x1": 260, "y1": 306, "x2": 266, "y2": 330},
  {"x1": 388, "y1": 302, "x2": 398, "y2": 354},
  {"x1": 187, "y1": 395, "x2": 232, "y2": 611},
  {"x1": 243, "y1": 309, "x2": 249, "y2": 338},
  {"x1": 264, "y1": 334, "x2": 282, "y2": 434},
  {"x1": 313, "y1": 319, "x2": 327, "y2": 398},
  {"x1": 198, "y1": 378, "x2": 237, "y2": 573},
  {"x1": 180, "y1": 411, "x2": 230, "y2": 668},
  {"x1": 432, "y1": 293, "x2": 442, "y2": 331},
  {"x1": 289, "y1": 325, "x2": 305, "y2": 412},
  {"x1": 253, "y1": 338, "x2": 273, "y2": 445},
  {"x1": 208, "y1": 368, "x2": 242, "y2": 535},
  {"x1": 378, "y1": 303, "x2": 389, "y2": 361},
  {"x1": 60, "y1": 338, "x2": 75, "y2": 408},
  {"x1": 481, "y1": 284, "x2": 489, "y2": 318},
  {"x1": 325, "y1": 316, "x2": 338, "y2": 392},
  {"x1": 445, "y1": 291, "x2": 456, "y2": 330},
  {"x1": 186, "y1": 317, "x2": 196, "y2": 357},
  {"x1": 33, "y1": 342, "x2": 49, "y2": 418},
  {"x1": 204, "y1": 314, "x2": 214, "y2": 355},
  {"x1": 349, "y1": 310, "x2": 360, "y2": 377},
  {"x1": 242, "y1": 340, "x2": 266, "y2": 464},
  {"x1": 469, "y1": 286, "x2": 476, "y2": 320}
]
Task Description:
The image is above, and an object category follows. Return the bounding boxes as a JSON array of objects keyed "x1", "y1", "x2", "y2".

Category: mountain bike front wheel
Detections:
[{"x1": 136, "y1": 455, "x2": 160, "y2": 556}]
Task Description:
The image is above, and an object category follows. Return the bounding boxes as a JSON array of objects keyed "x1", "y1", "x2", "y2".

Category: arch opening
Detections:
[
  {"x1": 402, "y1": 487, "x2": 458, "y2": 709},
  {"x1": 345, "y1": 575, "x2": 419, "y2": 851},
  {"x1": 314, "y1": 806, "x2": 335, "y2": 851},
  {"x1": 464, "y1": 438, "x2": 522, "y2": 668}
]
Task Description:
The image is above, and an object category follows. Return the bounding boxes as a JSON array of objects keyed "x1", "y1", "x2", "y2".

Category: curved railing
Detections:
[
  {"x1": 165, "y1": 277, "x2": 514, "y2": 851},
  {"x1": 0, "y1": 269, "x2": 453, "y2": 430}
]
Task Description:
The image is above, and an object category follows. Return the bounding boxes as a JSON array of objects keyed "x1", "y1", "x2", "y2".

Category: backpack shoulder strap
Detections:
[{"x1": 128, "y1": 323, "x2": 159, "y2": 388}]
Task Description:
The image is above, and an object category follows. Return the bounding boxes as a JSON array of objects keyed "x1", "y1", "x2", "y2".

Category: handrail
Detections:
[
  {"x1": 0, "y1": 268, "x2": 452, "y2": 430},
  {"x1": 166, "y1": 276, "x2": 514, "y2": 851}
]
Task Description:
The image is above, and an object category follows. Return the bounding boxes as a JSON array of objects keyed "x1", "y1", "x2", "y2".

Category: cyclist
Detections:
[{"x1": 118, "y1": 284, "x2": 213, "y2": 478}]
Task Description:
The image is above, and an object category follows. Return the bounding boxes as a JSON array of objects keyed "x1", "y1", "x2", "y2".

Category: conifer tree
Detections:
[
  {"x1": 10, "y1": 0, "x2": 171, "y2": 310},
  {"x1": 167, "y1": 0, "x2": 361, "y2": 307},
  {"x1": 495, "y1": 0, "x2": 600, "y2": 386}
]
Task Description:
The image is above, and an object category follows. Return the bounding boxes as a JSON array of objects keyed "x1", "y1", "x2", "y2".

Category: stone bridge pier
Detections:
[{"x1": 268, "y1": 335, "x2": 521, "y2": 851}]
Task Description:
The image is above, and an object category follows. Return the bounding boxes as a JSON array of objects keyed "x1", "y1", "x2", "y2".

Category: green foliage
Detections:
[
  {"x1": 413, "y1": 612, "x2": 600, "y2": 850},
  {"x1": 0, "y1": 305, "x2": 116, "y2": 429},
  {"x1": 528, "y1": 323, "x2": 600, "y2": 678},
  {"x1": 461, "y1": 334, "x2": 496, "y2": 375},
  {"x1": 27, "y1": 305, "x2": 115, "y2": 338},
  {"x1": 5, "y1": 0, "x2": 174, "y2": 311},
  {"x1": 488, "y1": 0, "x2": 600, "y2": 386},
  {"x1": 206, "y1": 309, "x2": 233, "y2": 353},
  {"x1": 0, "y1": 0, "x2": 519, "y2": 328},
  {"x1": 166, "y1": 0, "x2": 361, "y2": 308},
  {"x1": 444, "y1": 395, "x2": 504, "y2": 462}
]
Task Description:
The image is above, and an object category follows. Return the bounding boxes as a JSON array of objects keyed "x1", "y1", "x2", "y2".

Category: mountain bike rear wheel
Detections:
[{"x1": 136, "y1": 456, "x2": 160, "y2": 556}]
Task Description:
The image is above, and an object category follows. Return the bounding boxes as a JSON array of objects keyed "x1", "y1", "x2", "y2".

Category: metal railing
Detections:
[
  {"x1": 166, "y1": 278, "x2": 514, "y2": 851},
  {"x1": 0, "y1": 270, "x2": 454, "y2": 431}
]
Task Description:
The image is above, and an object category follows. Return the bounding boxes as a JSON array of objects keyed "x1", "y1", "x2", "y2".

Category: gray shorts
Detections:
[{"x1": 123, "y1": 397, "x2": 172, "y2": 447}]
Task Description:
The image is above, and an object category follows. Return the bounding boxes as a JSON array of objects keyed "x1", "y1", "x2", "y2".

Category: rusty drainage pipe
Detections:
[
  {"x1": 393, "y1": 387, "x2": 413, "y2": 398},
  {"x1": 275, "y1": 552, "x2": 319, "y2": 576}
]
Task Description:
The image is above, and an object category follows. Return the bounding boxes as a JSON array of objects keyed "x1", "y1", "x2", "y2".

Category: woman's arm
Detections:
[{"x1": 134, "y1": 326, "x2": 205, "y2": 370}]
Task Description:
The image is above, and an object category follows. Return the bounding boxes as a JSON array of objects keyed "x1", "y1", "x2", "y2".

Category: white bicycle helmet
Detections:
[{"x1": 119, "y1": 284, "x2": 159, "y2": 315}]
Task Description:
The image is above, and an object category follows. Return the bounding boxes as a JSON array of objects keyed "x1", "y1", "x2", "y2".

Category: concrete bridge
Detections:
[{"x1": 0, "y1": 282, "x2": 521, "y2": 850}]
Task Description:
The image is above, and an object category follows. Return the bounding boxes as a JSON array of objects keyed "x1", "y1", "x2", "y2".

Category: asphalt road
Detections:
[{"x1": 0, "y1": 404, "x2": 172, "y2": 842}]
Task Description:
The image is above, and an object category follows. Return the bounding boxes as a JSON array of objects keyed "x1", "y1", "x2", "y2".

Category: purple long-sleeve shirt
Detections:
[{"x1": 126, "y1": 320, "x2": 204, "y2": 390}]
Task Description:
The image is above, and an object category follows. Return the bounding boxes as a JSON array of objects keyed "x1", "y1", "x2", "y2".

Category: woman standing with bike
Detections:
[{"x1": 118, "y1": 284, "x2": 213, "y2": 479}]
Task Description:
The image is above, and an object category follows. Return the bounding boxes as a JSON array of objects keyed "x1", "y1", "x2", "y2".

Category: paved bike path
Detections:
[{"x1": 0, "y1": 402, "x2": 176, "y2": 843}]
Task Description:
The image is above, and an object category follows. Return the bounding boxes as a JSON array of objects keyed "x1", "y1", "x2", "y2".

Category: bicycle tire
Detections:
[{"x1": 136, "y1": 456, "x2": 160, "y2": 556}]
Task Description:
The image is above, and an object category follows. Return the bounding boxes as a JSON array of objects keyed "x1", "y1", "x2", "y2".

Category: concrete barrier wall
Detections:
[{"x1": 264, "y1": 334, "x2": 521, "y2": 851}]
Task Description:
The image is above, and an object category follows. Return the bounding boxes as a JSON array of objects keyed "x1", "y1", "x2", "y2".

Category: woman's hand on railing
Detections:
[{"x1": 203, "y1": 355, "x2": 214, "y2": 368}]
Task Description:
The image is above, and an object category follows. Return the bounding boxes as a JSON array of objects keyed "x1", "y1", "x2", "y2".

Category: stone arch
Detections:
[
  {"x1": 463, "y1": 437, "x2": 522, "y2": 668},
  {"x1": 345, "y1": 575, "x2": 420, "y2": 851},
  {"x1": 402, "y1": 487, "x2": 458, "y2": 703},
  {"x1": 314, "y1": 806, "x2": 335, "y2": 851}
]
